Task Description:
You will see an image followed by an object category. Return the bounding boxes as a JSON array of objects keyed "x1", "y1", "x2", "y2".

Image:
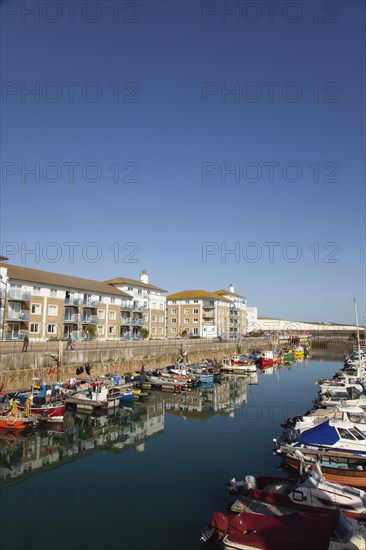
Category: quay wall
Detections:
[{"x1": 0, "y1": 337, "x2": 283, "y2": 390}]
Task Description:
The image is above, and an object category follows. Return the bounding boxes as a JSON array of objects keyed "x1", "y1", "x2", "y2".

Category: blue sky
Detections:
[{"x1": 1, "y1": 0, "x2": 365, "y2": 324}]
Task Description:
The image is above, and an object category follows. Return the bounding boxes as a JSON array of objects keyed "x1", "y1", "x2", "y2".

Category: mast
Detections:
[{"x1": 353, "y1": 298, "x2": 362, "y2": 368}]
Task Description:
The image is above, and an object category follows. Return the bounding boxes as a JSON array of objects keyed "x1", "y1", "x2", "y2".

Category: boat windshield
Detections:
[
  {"x1": 334, "y1": 514, "x2": 353, "y2": 543},
  {"x1": 348, "y1": 413, "x2": 366, "y2": 424}
]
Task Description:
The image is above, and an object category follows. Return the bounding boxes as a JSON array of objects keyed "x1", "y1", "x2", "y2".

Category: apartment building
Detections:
[
  {"x1": 215, "y1": 284, "x2": 247, "y2": 338},
  {"x1": 0, "y1": 263, "x2": 132, "y2": 341},
  {"x1": 166, "y1": 290, "x2": 232, "y2": 339},
  {"x1": 106, "y1": 271, "x2": 167, "y2": 339}
]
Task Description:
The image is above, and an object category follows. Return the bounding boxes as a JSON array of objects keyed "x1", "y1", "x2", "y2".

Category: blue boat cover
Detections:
[{"x1": 297, "y1": 420, "x2": 338, "y2": 446}]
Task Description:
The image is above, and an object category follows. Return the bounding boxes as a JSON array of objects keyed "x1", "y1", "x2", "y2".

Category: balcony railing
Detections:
[
  {"x1": 82, "y1": 300, "x2": 99, "y2": 308},
  {"x1": 202, "y1": 312, "x2": 215, "y2": 318},
  {"x1": 121, "y1": 318, "x2": 144, "y2": 325},
  {"x1": 81, "y1": 315, "x2": 98, "y2": 324},
  {"x1": 120, "y1": 304, "x2": 145, "y2": 312},
  {"x1": 7, "y1": 311, "x2": 30, "y2": 321},
  {"x1": 8, "y1": 290, "x2": 31, "y2": 301},
  {"x1": 64, "y1": 314, "x2": 81, "y2": 323},
  {"x1": 65, "y1": 298, "x2": 82, "y2": 306}
]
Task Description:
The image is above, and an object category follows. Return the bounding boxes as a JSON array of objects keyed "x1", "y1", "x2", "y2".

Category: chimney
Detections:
[
  {"x1": 229, "y1": 283, "x2": 235, "y2": 293},
  {"x1": 140, "y1": 270, "x2": 149, "y2": 284}
]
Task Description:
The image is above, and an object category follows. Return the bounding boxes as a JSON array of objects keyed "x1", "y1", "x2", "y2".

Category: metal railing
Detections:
[{"x1": 7, "y1": 290, "x2": 31, "y2": 301}]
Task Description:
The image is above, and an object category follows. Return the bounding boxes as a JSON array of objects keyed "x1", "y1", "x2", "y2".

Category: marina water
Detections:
[{"x1": 0, "y1": 352, "x2": 346, "y2": 549}]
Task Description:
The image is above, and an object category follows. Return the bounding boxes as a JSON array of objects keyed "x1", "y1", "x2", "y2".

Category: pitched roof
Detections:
[
  {"x1": 0, "y1": 263, "x2": 131, "y2": 298},
  {"x1": 215, "y1": 289, "x2": 246, "y2": 299},
  {"x1": 106, "y1": 277, "x2": 167, "y2": 293},
  {"x1": 166, "y1": 290, "x2": 231, "y2": 302},
  {"x1": 0, "y1": 256, "x2": 9, "y2": 261}
]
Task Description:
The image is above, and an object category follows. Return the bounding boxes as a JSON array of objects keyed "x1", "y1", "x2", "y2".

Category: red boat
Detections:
[
  {"x1": 202, "y1": 508, "x2": 358, "y2": 549},
  {"x1": 18, "y1": 399, "x2": 65, "y2": 422},
  {"x1": 259, "y1": 352, "x2": 274, "y2": 369}
]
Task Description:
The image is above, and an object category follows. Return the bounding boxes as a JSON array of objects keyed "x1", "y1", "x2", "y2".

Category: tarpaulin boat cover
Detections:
[
  {"x1": 223, "y1": 510, "x2": 339, "y2": 550},
  {"x1": 296, "y1": 420, "x2": 339, "y2": 446}
]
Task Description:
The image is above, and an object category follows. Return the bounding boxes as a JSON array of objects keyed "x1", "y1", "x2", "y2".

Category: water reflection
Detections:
[
  {"x1": 0, "y1": 375, "x2": 262, "y2": 487},
  {"x1": 0, "y1": 398, "x2": 165, "y2": 487}
]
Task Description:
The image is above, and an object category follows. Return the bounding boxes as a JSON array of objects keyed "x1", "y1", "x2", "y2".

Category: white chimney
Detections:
[
  {"x1": 140, "y1": 270, "x2": 149, "y2": 284},
  {"x1": 229, "y1": 283, "x2": 235, "y2": 293}
]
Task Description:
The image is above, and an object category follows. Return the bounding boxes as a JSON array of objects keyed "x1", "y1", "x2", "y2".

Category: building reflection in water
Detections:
[{"x1": 0, "y1": 373, "x2": 258, "y2": 487}]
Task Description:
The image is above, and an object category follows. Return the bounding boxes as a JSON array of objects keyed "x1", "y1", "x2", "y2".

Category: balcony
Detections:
[
  {"x1": 121, "y1": 318, "x2": 144, "y2": 326},
  {"x1": 81, "y1": 315, "x2": 98, "y2": 324},
  {"x1": 202, "y1": 304, "x2": 215, "y2": 309},
  {"x1": 7, "y1": 311, "x2": 30, "y2": 321},
  {"x1": 8, "y1": 290, "x2": 31, "y2": 301},
  {"x1": 65, "y1": 297, "x2": 82, "y2": 306},
  {"x1": 64, "y1": 314, "x2": 81, "y2": 324},
  {"x1": 121, "y1": 303, "x2": 145, "y2": 312},
  {"x1": 202, "y1": 312, "x2": 215, "y2": 319},
  {"x1": 82, "y1": 300, "x2": 99, "y2": 308}
]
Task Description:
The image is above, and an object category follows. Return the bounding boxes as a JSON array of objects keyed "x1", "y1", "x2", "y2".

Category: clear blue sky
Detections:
[{"x1": 1, "y1": 0, "x2": 365, "y2": 324}]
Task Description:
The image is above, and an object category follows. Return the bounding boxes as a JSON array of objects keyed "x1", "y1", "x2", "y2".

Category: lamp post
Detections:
[{"x1": 0, "y1": 274, "x2": 8, "y2": 342}]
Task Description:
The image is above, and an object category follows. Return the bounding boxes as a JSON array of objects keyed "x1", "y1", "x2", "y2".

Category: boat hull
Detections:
[{"x1": 284, "y1": 455, "x2": 366, "y2": 489}]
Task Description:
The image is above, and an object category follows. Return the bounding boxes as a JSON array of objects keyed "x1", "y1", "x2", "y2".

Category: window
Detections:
[
  {"x1": 30, "y1": 323, "x2": 39, "y2": 333},
  {"x1": 144, "y1": 301, "x2": 148, "y2": 307},
  {"x1": 138, "y1": 289, "x2": 142, "y2": 295},
  {"x1": 111, "y1": 297, "x2": 115, "y2": 304},
  {"x1": 33, "y1": 286, "x2": 41, "y2": 295},
  {"x1": 171, "y1": 318, "x2": 177, "y2": 324},
  {"x1": 152, "y1": 327, "x2": 156, "y2": 335},
  {"x1": 47, "y1": 324, "x2": 57, "y2": 334},
  {"x1": 193, "y1": 308, "x2": 199, "y2": 314},
  {"x1": 171, "y1": 308, "x2": 177, "y2": 314},
  {"x1": 127, "y1": 286, "x2": 133, "y2": 291},
  {"x1": 159, "y1": 303, "x2": 163, "y2": 309},
  {"x1": 97, "y1": 325, "x2": 104, "y2": 335},
  {"x1": 109, "y1": 310, "x2": 116, "y2": 320},
  {"x1": 152, "y1": 302, "x2": 156, "y2": 308},
  {"x1": 172, "y1": 300, "x2": 176, "y2": 304},
  {"x1": 193, "y1": 300, "x2": 198, "y2": 303},
  {"x1": 184, "y1": 308, "x2": 189, "y2": 314},
  {"x1": 159, "y1": 316, "x2": 164, "y2": 323},
  {"x1": 337, "y1": 428, "x2": 355, "y2": 441},
  {"x1": 98, "y1": 309, "x2": 105, "y2": 319},
  {"x1": 31, "y1": 303, "x2": 42, "y2": 315},
  {"x1": 184, "y1": 318, "x2": 189, "y2": 324},
  {"x1": 144, "y1": 313, "x2": 148, "y2": 321},
  {"x1": 50, "y1": 288, "x2": 57, "y2": 297},
  {"x1": 109, "y1": 325, "x2": 116, "y2": 335},
  {"x1": 48, "y1": 304, "x2": 58, "y2": 316},
  {"x1": 159, "y1": 327, "x2": 163, "y2": 334},
  {"x1": 185, "y1": 300, "x2": 189, "y2": 304},
  {"x1": 193, "y1": 328, "x2": 199, "y2": 335},
  {"x1": 171, "y1": 327, "x2": 177, "y2": 334},
  {"x1": 152, "y1": 314, "x2": 157, "y2": 322},
  {"x1": 193, "y1": 318, "x2": 198, "y2": 323}
]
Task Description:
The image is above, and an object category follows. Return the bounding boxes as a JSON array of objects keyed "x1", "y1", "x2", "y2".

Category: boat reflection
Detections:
[
  {"x1": 165, "y1": 375, "x2": 257, "y2": 419},
  {"x1": 0, "y1": 397, "x2": 165, "y2": 487}
]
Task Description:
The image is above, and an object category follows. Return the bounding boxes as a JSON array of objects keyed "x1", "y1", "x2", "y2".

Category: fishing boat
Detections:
[
  {"x1": 228, "y1": 460, "x2": 366, "y2": 521},
  {"x1": 220, "y1": 358, "x2": 257, "y2": 374},
  {"x1": 276, "y1": 444, "x2": 366, "y2": 489},
  {"x1": 258, "y1": 351, "x2": 274, "y2": 369},
  {"x1": 283, "y1": 350, "x2": 295, "y2": 362},
  {"x1": 65, "y1": 382, "x2": 120, "y2": 412},
  {"x1": 294, "y1": 346, "x2": 305, "y2": 359},
  {"x1": 200, "y1": 507, "x2": 366, "y2": 549},
  {"x1": 0, "y1": 402, "x2": 38, "y2": 431}
]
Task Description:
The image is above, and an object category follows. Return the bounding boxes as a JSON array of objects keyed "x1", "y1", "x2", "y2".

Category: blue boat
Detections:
[{"x1": 120, "y1": 390, "x2": 135, "y2": 402}]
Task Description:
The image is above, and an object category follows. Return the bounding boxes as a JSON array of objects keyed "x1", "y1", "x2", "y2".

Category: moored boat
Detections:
[{"x1": 201, "y1": 507, "x2": 366, "y2": 549}]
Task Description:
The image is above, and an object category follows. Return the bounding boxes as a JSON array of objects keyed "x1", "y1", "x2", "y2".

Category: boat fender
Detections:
[{"x1": 6, "y1": 412, "x2": 17, "y2": 426}]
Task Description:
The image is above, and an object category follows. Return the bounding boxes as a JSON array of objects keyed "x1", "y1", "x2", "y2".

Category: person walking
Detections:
[
  {"x1": 66, "y1": 335, "x2": 74, "y2": 350},
  {"x1": 22, "y1": 333, "x2": 29, "y2": 352}
]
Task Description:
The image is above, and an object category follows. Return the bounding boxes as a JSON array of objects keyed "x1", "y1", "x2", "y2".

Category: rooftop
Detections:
[
  {"x1": 166, "y1": 290, "x2": 231, "y2": 302},
  {"x1": 1, "y1": 263, "x2": 131, "y2": 298},
  {"x1": 106, "y1": 276, "x2": 167, "y2": 293},
  {"x1": 215, "y1": 289, "x2": 246, "y2": 299}
]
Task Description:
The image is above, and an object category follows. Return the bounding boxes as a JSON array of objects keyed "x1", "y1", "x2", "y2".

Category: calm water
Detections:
[{"x1": 0, "y1": 353, "x2": 344, "y2": 550}]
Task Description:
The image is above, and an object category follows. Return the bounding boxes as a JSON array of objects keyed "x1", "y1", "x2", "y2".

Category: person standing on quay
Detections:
[
  {"x1": 66, "y1": 335, "x2": 74, "y2": 351},
  {"x1": 22, "y1": 333, "x2": 29, "y2": 352}
]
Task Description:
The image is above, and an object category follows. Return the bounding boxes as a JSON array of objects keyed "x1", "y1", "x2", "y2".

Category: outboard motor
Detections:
[
  {"x1": 244, "y1": 475, "x2": 257, "y2": 489},
  {"x1": 200, "y1": 525, "x2": 216, "y2": 543}
]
